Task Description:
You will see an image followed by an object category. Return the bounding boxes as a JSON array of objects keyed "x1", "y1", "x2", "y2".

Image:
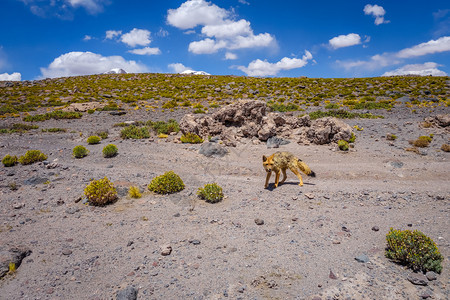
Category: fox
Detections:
[{"x1": 262, "y1": 151, "x2": 316, "y2": 188}]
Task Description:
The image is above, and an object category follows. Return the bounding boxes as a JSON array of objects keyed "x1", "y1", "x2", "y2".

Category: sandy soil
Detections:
[{"x1": 0, "y1": 104, "x2": 449, "y2": 300}]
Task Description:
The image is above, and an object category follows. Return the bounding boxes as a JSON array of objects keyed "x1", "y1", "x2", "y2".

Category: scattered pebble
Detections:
[
  {"x1": 62, "y1": 249, "x2": 72, "y2": 256},
  {"x1": 425, "y1": 271, "x2": 437, "y2": 281},
  {"x1": 407, "y1": 272, "x2": 428, "y2": 286},
  {"x1": 116, "y1": 286, "x2": 137, "y2": 300},
  {"x1": 355, "y1": 254, "x2": 370, "y2": 263},
  {"x1": 160, "y1": 245, "x2": 172, "y2": 256},
  {"x1": 254, "y1": 218, "x2": 264, "y2": 225},
  {"x1": 371, "y1": 226, "x2": 379, "y2": 232},
  {"x1": 329, "y1": 270, "x2": 338, "y2": 280}
]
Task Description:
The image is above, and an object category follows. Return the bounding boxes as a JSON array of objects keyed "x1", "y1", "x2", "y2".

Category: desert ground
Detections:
[{"x1": 0, "y1": 92, "x2": 449, "y2": 299}]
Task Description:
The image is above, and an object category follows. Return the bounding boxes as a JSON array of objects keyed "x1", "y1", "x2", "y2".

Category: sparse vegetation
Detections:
[
  {"x1": 309, "y1": 109, "x2": 383, "y2": 120},
  {"x1": 102, "y1": 144, "x2": 118, "y2": 158},
  {"x1": 120, "y1": 125, "x2": 150, "y2": 139},
  {"x1": 410, "y1": 135, "x2": 433, "y2": 148},
  {"x1": 73, "y1": 145, "x2": 89, "y2": 158},
  {"x1": 97, "y1": 131, "x2": 109, "y2": 139},
  {"x1": 180, "y1": 132, "x2": 203, "y2": 144},
  {"x1": 128, "y1": 186, "x2": 142, "y2": 199},
  {"x1": 23, "y1": 111, "x2": 82, "y2": 122},
  {"x1": 148, "y1": 171, "x2": 185, "y2": 195},
  {"x1": 18, "y1": 150, "x2": 47, "y2": 165},
  {"x1": 87, "y1": 135, "x2": 101, "y2": 144},
  {"x1": 386, "y1": 228, "x2": 443, "y2": 273},
  {"x1": 338, "y1": 140, "x2": 349, "y2": 151},
  {"x1": 197, "y1": 183, "x2": 224, "y2": 203},
  {"x1": 84, "y1": 177, "x2": 118, "y2": 206},
  {"x1": 150, "y1": 119, "x2": 180, "y2": 134},
  {"x1": 2, "y1": 155, "x2": 18, "y2": 167},
  {"x1": 441, "y1": 144, "x2": 450, "y2": 152},
  {"x1": 386, "y1": 134, "x2": 397, "y2": 141},
  {"x1": 42, "y1": 128, "x2": 67, "y2": 133}
]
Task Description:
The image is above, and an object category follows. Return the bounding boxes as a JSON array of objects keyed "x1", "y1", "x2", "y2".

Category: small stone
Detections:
[
  {"x1": 407, "y1": 272, "x2": 428, "y2": 286},
  {"x1": 173, "y1": 213, "x2": 180, "y2": 217},
  {"x1": 13, "y1": 203, "x2": 24, "y2": 209},
  {"x1": 425, "y1": 271, "x2": 437, "y2": 281},
  {"x1": 46, "y1": 288, "x2": 54, "y2": 294},
  {"x1": 355, "y1": 254, "x2": 369, "y2": 263},
  {"x1": 189, "y1": 239, "x2": 201, "y2": 245},
  {"x1": 419, "y1": 289, "x2": 432, "y2": 299},
  {"x1": 161, "y1": 245, "x2": 172, "y2": 256},
  {"x1": 62, "y1": 249, "x2": 72, "y2": 256},
  {"x1": 407, "y1": 223, "x2": 413, "y2": 227},
  {"x1": 312, "y1": 297, "x2": 322, "y2": 300},
  {"x1": 332, "y1": 240, "x2": 341, "y2": 244},
  {"x1": 254, "y1": 218, "x2": 264, "y2": 225},
  {"x1": 371, "y1": 226, "x2": 379, "y2": 232},
  {"x1": 305, "y1": 193, "x2": 315, "y2": 199},
  {"x1": 329, "y1": 270, "x2": 338, "y2": 280},
  {"x1": 65, "y1": 207, "x2": 79, "y2": 214},
  {"x1": 116, "y1": 286, "x2": 137, "y2": 300}
]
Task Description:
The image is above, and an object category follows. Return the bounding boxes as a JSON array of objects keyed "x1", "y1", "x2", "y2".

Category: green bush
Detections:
[
  {"x1": 338, "y1": 140, "x2": 349, "y2": 151},
  {"x1": 325, "y1": 103, "x2": 340, "y2": 109},
  {"x1": 411, "y1": 135, "x2": 432, "y2": 148},
  {"x1": 270, "y1": 103, "x2": 300, "y2": 112},
  {"x1": 2, "y1": 155, "x2": 18, "y2": 167},
  {"x1": 128, "y1": 186, "x2": 142, "y2": 199},
  {"x1": 97, "y1": 131, "x2": 108, "y2": 139},
  {"x1": 84, "y1": 177, "x2": 118, "y2": 206},
  {"x1": 103, "y1": 144, "x2": 118, "y2": 158},
  {"x1": 441, "y1": 144, "x2": 450, "y2": 152},
  {"x1": 150, "y1": 119, "x2": 180, "y2": 134},
  {"x1": 87, "y1": 135, "x2": 101, "y2": 144},
  {"x1": 23, "y1": 111, "x2": 82, "y2": 122},
  {"x1": 18, "y1": 150, "x2": 48, "y2": 165},
  {"x1": 197, "y1": 183, "x2": 224, "y2": 203},
  {"x1": 120, "y1": 125, "x2": 150, "y2": 139},
  {"x1": 42, "y1": 128, "x2": 67, "y2": 133},
  {"x1": 386, "y1": 228, "x2": 443, "y2": 273},
  {"x1": 349, "y1": 132, "x2": 356, "y2": 143},
  {"x1": 308, "y1": 109, "x2": 383, "y2": 120},
  {"x1": 180, "y1": 132, "x2": 203, "y2": 144},
  {"x1": 148, "y1": 171, "x2": 185, "y2": 194},
  {"x1": 73, "y1": 145, "x2": 89, "y2": 158}
]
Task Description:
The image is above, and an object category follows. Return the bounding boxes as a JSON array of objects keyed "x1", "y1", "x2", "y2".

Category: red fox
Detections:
[{"x1": 263, "y1": 151, "x2": 315, "y2": 188}]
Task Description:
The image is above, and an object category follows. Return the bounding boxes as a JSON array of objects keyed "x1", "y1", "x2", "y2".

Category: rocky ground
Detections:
[{"x1": 0, "y1": 102, "x2": 449, "y2": 300}]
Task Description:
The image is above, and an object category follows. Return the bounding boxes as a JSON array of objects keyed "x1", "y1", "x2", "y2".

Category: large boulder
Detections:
[
  {"x1": 302, "y1": 117, "x2": 353, "y2": 145},
  {"x1": 0, "y1": 245, "x2": 31, "y2": 278}
]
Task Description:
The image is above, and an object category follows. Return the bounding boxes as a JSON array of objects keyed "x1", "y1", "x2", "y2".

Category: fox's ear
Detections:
[{"x1": 262, "y1": 155, "x2": 267, "y2": 162}]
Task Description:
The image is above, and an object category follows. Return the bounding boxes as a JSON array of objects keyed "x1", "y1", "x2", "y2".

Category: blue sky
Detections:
[{"x1": 1, "y1": 0, "x2": 449, "y2": 80}]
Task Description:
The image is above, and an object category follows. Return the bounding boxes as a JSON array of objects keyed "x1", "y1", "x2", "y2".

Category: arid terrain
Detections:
[{"x1": 0, "y1": 75, "x2": 449, "y2": 300}]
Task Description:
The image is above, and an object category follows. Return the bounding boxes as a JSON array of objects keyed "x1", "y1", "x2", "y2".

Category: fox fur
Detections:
[{"x1": 262, "y1": 151, "x2": 315, "y2": 188}]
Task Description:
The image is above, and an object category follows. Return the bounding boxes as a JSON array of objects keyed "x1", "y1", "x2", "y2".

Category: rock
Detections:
[
  {"x1": 329, "y1": 270, "x2": 338, "y2": 279},
  {"x1": 419, "y1": 289, "x2": 432, "y2": 299},
  {"x1": 13, "y1": 203, "x2": 24, "y2": 209},
  {"x1": 0, "y1": 245, "x2": 32, "y2": 278},
  {"x1": 116, "y1": 286, "x2": 138, "y2": 300},
  {"x1": 304, "y1": 117, "x2": 353, "y2": 145},
  {"x1": 189, "y1": 239, "x2": 201, "y2": 245},
  {"x1": 371, "y1": 226, "x2": 380, "y2": 232},
  {"x1": 257, "y1": 116, "x2": 276, "y2": 141},
  {"x1": 254, "y1": 218, "x2": 264, "y2": 225},
  {"x1": 266, "y1": 136, "x2": 290, "y2": 148},
  {"x1": 198, "y1": 142, "x2": 228, "y2": 157},
  {"x1": 65, "y1": 207, "x2": 79, "y2": 214},
  {"x1": 62, "y1": 102, "x2": 106, "y2": 112},
  {"x1": 109, "y1": 111, "x2": 126, "y2": 116},
  {"x1": 425, "y1": 271, "x2": 437, "y2": 281},
  {"x1": 407, "y1": 272, "x2": 428, "y2": 286},
  {"x1": 355, "y1": 254, "x2": 369, "y2": 263},
  {"x1": 160, "y1": 245, "x2": 172, "y2": 256},
  {"x1": 23, "y1": 176, "x2": 49, "y2": 185},
  {"x1": 305, "y1": 193, "x2": 315, "y2": 199},
  {"x1": 62, "y1": 249, "x2": 72, "y2": 255},
  {"x1": 435, "y1": 114, "x2": 450, "y2": 127}
]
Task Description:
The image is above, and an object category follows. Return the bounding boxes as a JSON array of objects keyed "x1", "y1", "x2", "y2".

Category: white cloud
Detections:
[
  {"x1": 120, "y1": 28, "x2": 151, "y2": 47},
  {"x1": 40, "y1": 51, "x2": 148, "y2": 78},
  {"x1": 105, "y1": 30, "x2": 122, "y2": 40},
  {"x1": 238, "y1": 0, "x2": 250, "y2": 5},
  {"x1": 188, "y1": 38, "x2": 227, "y2": 54},
  {"x1": 329, "y1": 33, "x2": 361, "y2": 49},
  {"x1": 364, "y1": 4, "x2": 389, "y2": 25},
  {"x1": 382, "y1": 62, "x2": 447, "y2": 76},
  {"x1": 157, "y1": 28, "x2": 169, "y2": 37},
  {"x1": 0, "y1": 72, "x2": 21, "y2": 81},
  {"x1": 396, "y1": 36, "x2": 450, "y2": 58},
  {"x1": 128, "y1": 47, "x2": 161, "y2": 56},
  {"x1": 237, "y1": 50, "x2": 313, "y2": 76},
  {"x1": 67, "y1": 0, "x2": 106, "y2": 14},
  {"x1": 225, "y1": 52, "x2": 237, "y2": 60},
  {"x1": 337, "y1": 36, "x2": 450, "y2": 71},
  {"x1": 168, "y1": 0, "x2": 275, "y2": 55},
  {"x1": 168, "y1": 63, "x2": 190, "y2": 73},
  {"x1": 83, "y1": 35, "x2": 93, "y2": 41},
  {"x1": 167, "y1": 0, "x2": 229, "y2": 30}
]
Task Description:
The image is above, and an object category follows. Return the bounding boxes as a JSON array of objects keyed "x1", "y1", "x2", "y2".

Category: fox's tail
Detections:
[{"x1": 297, "y1": 160, "x2": 316, "y2": 177}]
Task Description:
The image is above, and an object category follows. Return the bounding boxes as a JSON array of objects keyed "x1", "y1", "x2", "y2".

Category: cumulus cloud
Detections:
[
  {"x1": 382, "y1": 62, "x2": 447, "y2": 76},
  {"x1": 40, "y1": 51, "x2": 148, "y2": 78},
  {"x1": 364, "y1": 4, "x2": 389, "y2": 25},
  {"x1": 105, "y1": 30, "x2": 122, "y2": 40},
  {"x1": 225, "y1": 52, "x2": 237, "y2": 60},
  {"x1": 167, "y1": 0, "x2": 275, "y2": 55},
  {"x1": 128, "y1": 47, "x2": 161, "y2": 56},
  {"x1": 120, "y1": 28, "x2": 151, "y2": 47},
  {"x1": 396, "y1": 36, "x2": 450, "y2": 58},
  {"x1": 329, "y1": 33, "x2": 361, "y2": 49},
  {"x1": 167, "y1": 0, "x2": 229, "y2": 30},
  {"x1": 237, "y1": 51, "x2": 313, "y2": 76},
  {"x1": 168, "y1": 63, "x2": 191, "y2": 73},
  {"x1": 337, "y1": 36, "x2": 450, "y2": 71},
  {"x1": 0, "y1": 72, "x2": 21, "y2": 81},
  {"x1": 67, "y1": 0, "x2": 107, "y2": 14},
  {"x1": 83, "y1": 35, "x2": 93, "y2": 41}
]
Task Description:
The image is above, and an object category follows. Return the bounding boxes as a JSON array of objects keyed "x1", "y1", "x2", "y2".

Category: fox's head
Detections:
[{"x1": 262, "y1": 155, "x2": 274, "y2": 172}]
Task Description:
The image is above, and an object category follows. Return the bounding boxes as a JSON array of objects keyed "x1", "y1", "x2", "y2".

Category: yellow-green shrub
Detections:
[
  {"x1": 87, "y1": 135, "x2": 101, "y2": 144},
  {"x1": 386, "y1": 228, "x2": 443, "y2": 273},
  {"x1": 128, "y1": 186, "x2": 142, "y2": 198},
  {"x1": 2, "y1": 155, "x2": 18, "y2": 167},
  {"x1": 338, "y1": 140, "x2": 349, "y2": 151},
  {"x1": 84, "y1": 177, "x2": 118, "y2": 206},
  {"x1": 180, "y1": 132, "x2": 203, "y2": 144},
  {"x1": 197, "y1": 183, "x2": 224, "y2": 203},
  {"x1": 148, "y1": 171, "x2": 185, "y2": 194},
  {"x1": 103, "y1": 144, "x2": 118, "y2": 158},
  {"x1": 73, "y1": 145, "x2": 89, "y2": 158},
  {"x1": 18, "y1": 150, "x2": 47, "y2": 165}
]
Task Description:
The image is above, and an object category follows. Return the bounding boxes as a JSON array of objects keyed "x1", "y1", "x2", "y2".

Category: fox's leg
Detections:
[
  {"x1": 265, "y1": 171, "x2": 272, "y2": 188},
  {"x1": 289, "y1": 167, "x2": 304, "y2": 186},
  {"x1": 280, "y1": 168, "x2": 287, "y2": 184},
  {"x1": 274, "y1": 171, "x2": 281, "y2": 188}
]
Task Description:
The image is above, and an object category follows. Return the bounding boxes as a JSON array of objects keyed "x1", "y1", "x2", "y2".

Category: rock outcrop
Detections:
[{"x1": 179, "y1": 100, "x2": 353, "y2": 146}]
